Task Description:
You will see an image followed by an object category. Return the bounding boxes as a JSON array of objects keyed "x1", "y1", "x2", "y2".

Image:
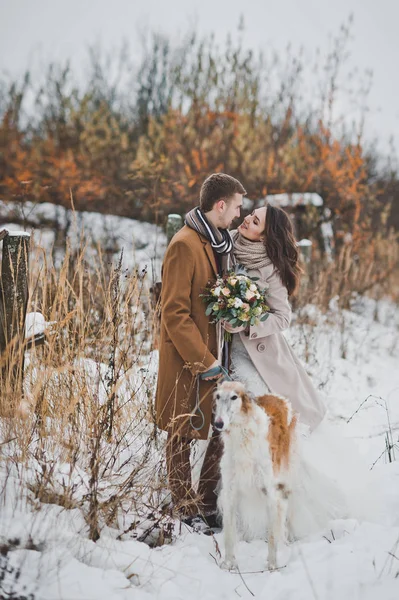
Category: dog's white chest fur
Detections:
[
  {"x1": 222, "y1": 408, "x2": 274, "y2": 492},
  {"x1": 219, "y1": 406, "x2": 280, "y2": 542}
]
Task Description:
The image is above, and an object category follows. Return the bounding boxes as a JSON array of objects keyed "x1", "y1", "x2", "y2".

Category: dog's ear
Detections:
[
  {"x1": 213, "y1": 385, "x2": 221, "y2": 399},
  {"x1": 240, "y1": 391, "x2": 252, "y2": 413}
]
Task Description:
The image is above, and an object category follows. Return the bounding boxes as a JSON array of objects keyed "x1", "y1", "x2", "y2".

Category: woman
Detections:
[
  {"x1": 226, "y1": 203, "x2": 326, "y2": 432},
  {"x1": 225, "y1": 204, "x2": 380, "y2": 537}
]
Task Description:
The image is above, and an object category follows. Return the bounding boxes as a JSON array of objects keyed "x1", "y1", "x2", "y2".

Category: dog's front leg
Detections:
[{"x1": 220, "y1": 487, "x2": 238, "y2": 571}]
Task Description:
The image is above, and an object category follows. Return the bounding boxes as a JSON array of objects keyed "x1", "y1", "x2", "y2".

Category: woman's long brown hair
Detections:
[{"x1": 262, "y1": 204, "x2": 303, "y2": 296}]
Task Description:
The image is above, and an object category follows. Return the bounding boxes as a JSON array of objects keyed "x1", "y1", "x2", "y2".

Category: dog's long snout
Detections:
[{"x1": 214, "y1": 418, "x2": 224, "y2": 431}]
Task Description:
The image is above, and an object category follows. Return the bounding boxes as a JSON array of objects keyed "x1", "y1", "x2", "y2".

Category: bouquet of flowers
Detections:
[{"x1": 200, "y1": 267, "x2": 271, "y2": 340}]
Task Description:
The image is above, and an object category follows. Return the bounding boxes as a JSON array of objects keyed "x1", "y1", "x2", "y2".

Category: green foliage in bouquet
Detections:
[{"x1": 200, "y1": 270, "x2": 271, "y2": 339}]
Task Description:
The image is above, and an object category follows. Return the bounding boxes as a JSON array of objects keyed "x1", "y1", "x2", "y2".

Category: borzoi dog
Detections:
[{"x1": 213, "y1": 380, "x2": 297, "y2": 571}]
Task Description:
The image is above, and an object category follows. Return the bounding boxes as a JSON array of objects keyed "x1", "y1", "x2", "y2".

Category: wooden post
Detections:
[
  {"x1": 297, "y1": 239, "x2": 313, "y2": 263},
  {"x1": 0, "y1": 230, "x2": 30, "y2": 411},
  {"x1": 166, "y1": 214, "x2": 183, "y2": 245}
]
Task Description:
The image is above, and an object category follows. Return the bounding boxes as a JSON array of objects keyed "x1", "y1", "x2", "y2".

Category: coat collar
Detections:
[{"x1": 197, "y1": 232, "x2": 218, "y2": 277}]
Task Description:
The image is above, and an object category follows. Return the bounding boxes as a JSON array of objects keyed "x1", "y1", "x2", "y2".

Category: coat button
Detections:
[
  {"x1": 250, "y1": 333, "x2": 258, "y2": 339},
  {"x1": 257, "y1": 343, "x2": 266, "y2": 352}
]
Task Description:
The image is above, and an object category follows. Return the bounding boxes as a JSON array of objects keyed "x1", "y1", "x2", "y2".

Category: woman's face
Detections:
[{"x1": 238, "y1": 207, "x2": 266, "y2": 241}]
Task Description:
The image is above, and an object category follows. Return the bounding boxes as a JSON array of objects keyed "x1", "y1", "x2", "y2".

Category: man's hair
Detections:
[{"x1": 200, "y1": 173, "x2": 246, "y2": 212}]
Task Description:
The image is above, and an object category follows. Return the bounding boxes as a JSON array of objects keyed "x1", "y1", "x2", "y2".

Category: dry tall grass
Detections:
[
  {"x1": 0, "y1": 234, "x2": 170, "y2": 546},
  {"x1": 293, "y1": 232, "x2": 399, "y2": 362},
  {"x1": 0, "y1": 226, "x2": 398, "y2": 550},
  {"x1": 294, "y1": 231, "x2": 399, "y2": 315}
]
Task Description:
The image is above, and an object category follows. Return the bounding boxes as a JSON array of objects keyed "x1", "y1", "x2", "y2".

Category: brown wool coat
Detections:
[{"x1": 155, "y1": 226, "x2": 223, "y2": 440}]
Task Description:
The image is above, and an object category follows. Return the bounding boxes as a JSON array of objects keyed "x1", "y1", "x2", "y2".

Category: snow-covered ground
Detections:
[
  {"x1": 0, "y1": 199, "x2": 167, "y2": 278},
  {"x1": 1, "y1": 202, "x2": 399, "y2": 599}
]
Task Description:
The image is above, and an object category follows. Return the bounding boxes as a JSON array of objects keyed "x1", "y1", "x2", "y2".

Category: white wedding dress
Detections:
[{"x1": 230, "y1": 335, "x2": 382, "y2": 539}]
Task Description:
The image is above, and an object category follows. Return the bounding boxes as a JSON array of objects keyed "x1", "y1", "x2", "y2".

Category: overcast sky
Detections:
[{"x1": 1, "y1": 0, "x2": 398, "y2": 155}]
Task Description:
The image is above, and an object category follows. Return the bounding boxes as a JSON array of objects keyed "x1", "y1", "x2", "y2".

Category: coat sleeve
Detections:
[
  {"x1": 247, "y1": 268, "x2": 292, "y2": 339},
  {"x1": 161, "y1": 239, "x2": 216, "y2": 374}
]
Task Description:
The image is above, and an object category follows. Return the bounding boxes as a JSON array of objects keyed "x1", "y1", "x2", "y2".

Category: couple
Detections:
[{"x1": 155, "y1": 173, "x2": 375, "y2": 534}]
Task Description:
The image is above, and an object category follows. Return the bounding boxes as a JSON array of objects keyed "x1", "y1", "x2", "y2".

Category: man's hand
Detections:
[
  {"x1": 202, "y1": 360, "x2": 223, "y2": 381},
  {"x1": 222, "y1": 320, "x2": 248, "y2": 334}
]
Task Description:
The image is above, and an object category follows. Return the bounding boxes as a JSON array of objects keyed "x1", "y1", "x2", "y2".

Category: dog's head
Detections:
[{"x1": 213, "y1": 381, "x2": 252, "y2": 432}]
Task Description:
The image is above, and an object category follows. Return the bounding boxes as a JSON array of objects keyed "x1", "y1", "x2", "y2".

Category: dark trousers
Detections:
[{"x1": 166, "y1": 429, "x2": 222, "y2": 517}]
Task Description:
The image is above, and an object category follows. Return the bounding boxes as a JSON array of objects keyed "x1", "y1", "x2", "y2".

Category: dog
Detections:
[{"x1": 213, "y1": 380, "x2": 297, "y2": 571}]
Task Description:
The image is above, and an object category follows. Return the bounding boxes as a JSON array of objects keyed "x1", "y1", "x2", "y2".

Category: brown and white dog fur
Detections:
[{"x1": 214, "y1": 380, "x2": 297, "y2": 571}]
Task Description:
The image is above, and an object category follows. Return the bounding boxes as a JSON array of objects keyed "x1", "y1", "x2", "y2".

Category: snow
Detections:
[
  {"x1": 0, "y1": 199, "x2": 167, "y2": 277},
  {"x1": 25, "y1": 312, "x2": 57, "y2": 338},
  {"x1": 243, "y1": 193, "x2": 324, "y2": 213},
  {"x1": 287, "y1": 297, "x2": 399, "y2": 465},
  {"x1": 1, "y1": 201, "x2": 399, "y2": 599},
  {"x1": 263, "y1": 193, "x2": 324, "y2": 207},
  {"x1": 2, "y1": 229, "x2": 31, "y2": 237}
]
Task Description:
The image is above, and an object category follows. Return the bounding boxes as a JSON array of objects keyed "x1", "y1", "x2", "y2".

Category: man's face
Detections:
[{"x1": 219, "y1": 193, "x2": 243, "y2": 228}]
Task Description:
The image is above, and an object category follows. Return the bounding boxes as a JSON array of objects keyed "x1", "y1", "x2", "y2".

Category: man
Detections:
[{"x1": 155, "y1": 173, "x2": 246, "y2": 529}]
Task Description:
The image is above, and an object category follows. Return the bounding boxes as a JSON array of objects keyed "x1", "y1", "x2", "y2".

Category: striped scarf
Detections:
[
  {"x1": 185, "y1": 207, "x2": 233, "y2": 254},
  {"x1": 185, "y1": 207, "x2": 235, "y2": 273}
]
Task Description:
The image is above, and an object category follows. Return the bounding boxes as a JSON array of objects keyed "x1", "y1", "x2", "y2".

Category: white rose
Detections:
[
  {"x1": 234, "y1": 298, "x2": 243, "y2": 308},
  {"x1": 249, "y1": 284, "x2": 257, "y2": 292},
  {"x1": 245, "y1": 289, "x2": 255, "y2": 301},
  {"x1": 213, "y1": 286, "x2": 222, "y2": 296}
]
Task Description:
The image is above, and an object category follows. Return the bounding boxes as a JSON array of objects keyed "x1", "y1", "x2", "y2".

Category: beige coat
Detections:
[
  {"x1": 238, "y1": 262, "x2": 326, "y2": 430},
  {"x1": 155, "y1": 226, "x2": 223, "y2": 440}
]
